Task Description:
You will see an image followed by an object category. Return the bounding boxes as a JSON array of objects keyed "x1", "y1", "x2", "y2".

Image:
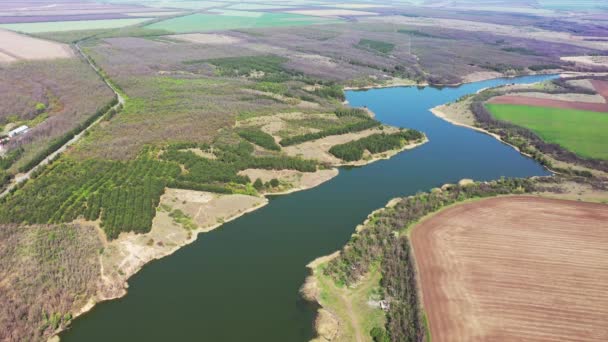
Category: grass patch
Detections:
[
  {"x1": 486, "y1": 103, "x2": 608, "y2": 160},
  {"x1": 315, "y1": 262, "x2": 386, "y2": 342},
  {"x1": 356, "y1": 39, "x2": 395, "y2": 54}
]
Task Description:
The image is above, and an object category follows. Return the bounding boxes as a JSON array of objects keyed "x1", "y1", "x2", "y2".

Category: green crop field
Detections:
[
  {"x1": 0, "y1": 18, "x2": 151, "y2": 33},
  {"x1": 486, "y1": 103, "x2": 608, "y2": 160},
  {"x1": 145, "y1": 12, "x2": 341, "y2": 33}
]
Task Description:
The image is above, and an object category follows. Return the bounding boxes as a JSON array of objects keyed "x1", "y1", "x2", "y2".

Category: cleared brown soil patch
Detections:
[
  {"x1": 489, "y1": 94, "x2": 608, "y2": 112},
  {"x1": 411, "y1": 196, "x2": 608, "y2": 341},
  {"x1": 0, "y1": 29, "x2": 73, "y2": 62},
  {"x1": 591, "y1": 79, "x2": 608, "y2": 99}
]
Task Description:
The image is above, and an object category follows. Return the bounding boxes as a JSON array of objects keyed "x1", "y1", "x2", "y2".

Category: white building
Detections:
[{"x1": 8, "y1": 125, "x2": 28, "y2": 138}]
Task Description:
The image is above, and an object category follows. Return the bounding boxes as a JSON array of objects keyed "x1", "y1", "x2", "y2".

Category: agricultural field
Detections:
[
  {"x1": 146, "y1": 12, "x2": 341, "y2": 33},
  {"x1": 0, "y1": 18, "x2": 151, "y2": 33},
  {"x1": 486, "y1": 103, "x2": 608, "y2": 160},
  {"x1": 0, "y1": 29, "x2": 73, "y2": 62},
  {"x1": 411, "y1": 196, "x2": 608, "y2": 341}
]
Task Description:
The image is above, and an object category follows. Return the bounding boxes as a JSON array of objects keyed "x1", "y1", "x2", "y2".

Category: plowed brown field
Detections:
[
  {"x1": 411, "y1": 196, "x2": 608, "y2": 341},
  {"x1": 488, "y1": 95, "x2": 608, "y2": 112},
  {"x1": 488, "y1": 79, "x2": 608, "y2": 113}
]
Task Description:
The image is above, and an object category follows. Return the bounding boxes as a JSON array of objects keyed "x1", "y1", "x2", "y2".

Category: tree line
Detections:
[
  {"x1": 329, "y1": 130, "x2": 424, "y2": 161},
  {"x1": 280, "y1": 119, "x2": 380, "y2": 146},
  {"x1": 237, "y1": 128, "x2": 281, "y2": 151}
]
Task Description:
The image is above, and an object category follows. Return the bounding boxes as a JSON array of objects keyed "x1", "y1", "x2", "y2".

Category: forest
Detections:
[
  {"x1": 329, "y1": 130, "x2": 424, "y2": 161},
  {"x1": 0, "y1": 141, "x2": 318, "y2": 239},
  {"x1": 324, "y1": 178, "x2": 538, "y2": 342},
  {"x1": 237, "y1": 128, "x2": 281, "y2": 151}
]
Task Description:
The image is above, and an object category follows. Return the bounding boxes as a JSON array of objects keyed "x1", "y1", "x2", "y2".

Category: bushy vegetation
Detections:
[
  {"x1": 0, "y1": 223, "x2": 101, "y2": 341},
  {"x1": 329, "y1": 130, "x2": 424, "y2": 161},
  {"x1": 501, "y1": 47, "x2": 541, "y2": 56},
  {"x1": 356, "y1": 39, "x2": 395, "y2": 54},
  {"x1": 325, "y1": 178, "x2": 537, "y2": 341},
  {"x1": 280, "y1": 119, "x2": 381, "y2": 146},
  {"x1": 237, "y1": 128, "x2": 281, "y2": 151},
  {"x1": 313, "y1": 84, "x2": 345, "y2": 101},
  {"x1": 203, "y1": 55, "x2": 299, "y2": 82},
  {"x1": 397, "y1": 29, "x2": 443, "y2": 39},
  {"x1": 334, "y1": 107, "x2": 370, "y2": 119}
]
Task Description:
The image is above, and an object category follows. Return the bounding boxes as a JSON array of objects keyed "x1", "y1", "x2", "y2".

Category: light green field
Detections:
[
  {"x1": 146, "y1": 12, "x2": 341, "y2": 33},
  {"x1": 537, "y1": 0, "x2": 607, "y2": 10},
  {"x1": 0, "y1": 18, "x2": 151, "y2": 33},
  {"x1": 486, "y1": 103, "x2": 608, "y2": 160}
]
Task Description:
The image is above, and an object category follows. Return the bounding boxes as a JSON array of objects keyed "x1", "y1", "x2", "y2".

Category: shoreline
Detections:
[
  {"x1": 302, "y1": 197, "x2": 402, "y2": 341},
  {"x1": 57, "y1": 198, "x2": 269, "y2": 340},
  {"x1": 57, "y1": 137, "x2": 428, "y2": 340},
  {"x1": 429, "y1": 106, "x2": 542, "y2": 161},
  {"x1": 343, "y1": 70, "x2": 558, "y2": 91}
]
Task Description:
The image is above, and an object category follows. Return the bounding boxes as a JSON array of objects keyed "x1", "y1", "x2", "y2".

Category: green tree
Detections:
[{"x1": 253, "y1": 178, "x2": 264, "y2": 190}]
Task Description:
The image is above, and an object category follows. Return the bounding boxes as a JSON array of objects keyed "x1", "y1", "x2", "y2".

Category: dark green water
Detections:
[{"x1": 62, "y1": 75, "x2": 555, "y2": 341}]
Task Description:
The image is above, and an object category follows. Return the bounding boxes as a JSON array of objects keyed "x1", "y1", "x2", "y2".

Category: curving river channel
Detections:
[{"x1": 62, "y1": 74, "x2": 556, "y2": 341}]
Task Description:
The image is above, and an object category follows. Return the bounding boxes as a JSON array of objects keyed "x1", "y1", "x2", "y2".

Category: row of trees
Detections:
[
  {"x1": 334, "y1": 107, "x2": 370, "y2": 119},
  {"x1": 237, "y1": 128, "x2": 281, "y2": 151},
  {"x1": 280, "y1": 119, "x2": 380, "y2": 146},
  {"x1": 324, "y1": 178, "x2": 538, "y2": 341},
  {"x1": 329, "y1": 130, "x2": 424, "y2": 161}
]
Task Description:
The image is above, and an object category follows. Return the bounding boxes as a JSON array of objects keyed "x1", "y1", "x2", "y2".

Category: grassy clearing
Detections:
[
  {"x1": 315, "y1": 262, "x2": 387, "y2": 342},
  {"x1": 486, "y1": 103, "x2": 608, "y2": 160},
  {"x1": 0, "y1": 18, "x2": 151, "y2": 33},
  {"x1": 146, "y1": 13, "x2": 340, "y2": 33}
]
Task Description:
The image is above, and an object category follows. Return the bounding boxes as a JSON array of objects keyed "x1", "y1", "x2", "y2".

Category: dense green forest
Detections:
[
  {"x1": 237, "y1": 128, "x2": 281, "y2": 151},
  {"x1": 329, "y1": 130, "x2": 424, "y2": 161},
  {"x1": 0, "y1": 141, "x2": 317, "y2": 239},
  {"x1": 325, "y1": 178, "x2": 538, "y2": 342}
]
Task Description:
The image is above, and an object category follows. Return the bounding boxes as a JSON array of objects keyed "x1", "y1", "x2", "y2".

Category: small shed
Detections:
[{"x1": 8, "y1": 125, "x2": 29, "y2": 138}]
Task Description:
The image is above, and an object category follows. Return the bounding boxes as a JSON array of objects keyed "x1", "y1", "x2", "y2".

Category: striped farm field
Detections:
[
  {"x1": 411, "y1": 196, "x2": 608, "y2": 341},
  {"x1": 0, "y1": 18, "x2": 151, "y2": 33}
]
